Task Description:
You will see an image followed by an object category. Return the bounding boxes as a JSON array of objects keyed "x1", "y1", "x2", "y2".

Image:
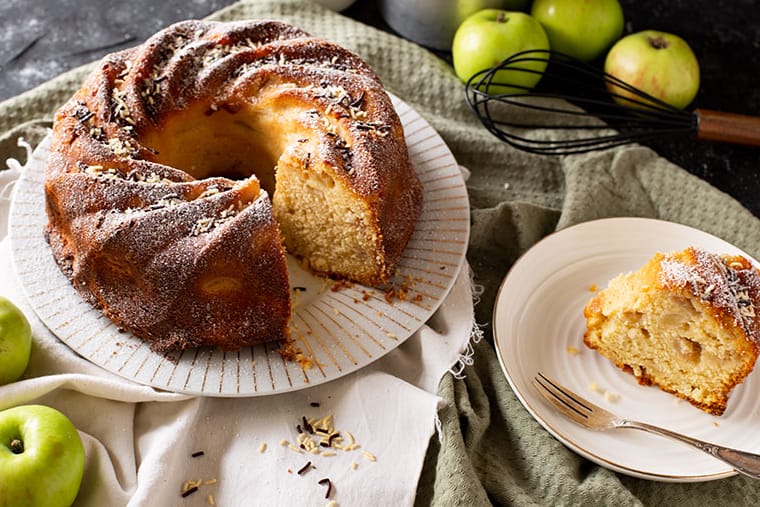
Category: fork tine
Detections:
[
  {"x1": 533, "y1": 375, "x2": 760, "y2": 478},
  {"x1": 534, "y1": 372, "x2": 593, "y2": 421}
]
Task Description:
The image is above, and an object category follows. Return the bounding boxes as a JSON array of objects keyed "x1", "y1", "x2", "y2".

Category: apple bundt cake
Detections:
[{"x1": 44, "y1": 20, "x2": 423, "y2": 353}]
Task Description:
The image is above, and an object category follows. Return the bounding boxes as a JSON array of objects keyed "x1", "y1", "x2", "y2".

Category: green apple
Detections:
[
  {"x1": 0, "y1": 296, "x2": 32, "y2": 385},
  {"x1": 604, "y1": 30, "x2": 700, "y2": 110},
  {"x1": 531, "y1": 0, "x2": 624, "y2": 62},
  {"x1": 452, "y1": 9, "x2": 550, "y2": 94},
  {"x1": 0, "y1": 405, "x2": 85, "y2": 507}
]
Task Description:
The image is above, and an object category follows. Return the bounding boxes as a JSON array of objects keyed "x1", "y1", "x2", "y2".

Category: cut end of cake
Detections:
[{"x1": 583, "y1": 247, "x2": 760, "y2": 416}]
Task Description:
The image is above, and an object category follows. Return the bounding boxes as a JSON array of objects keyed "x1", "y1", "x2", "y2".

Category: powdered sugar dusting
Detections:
[{"x1": 660, "y1": 247, "x2": 760, "y2": 340}]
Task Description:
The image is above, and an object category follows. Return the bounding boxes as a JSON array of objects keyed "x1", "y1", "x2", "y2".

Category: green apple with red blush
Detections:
[
  {"x1": 452, "y1": 9, "x2": 550, "y2": 94},
  {"x1": 604, "y1": 30, "x2": 701, "y2": 110}
]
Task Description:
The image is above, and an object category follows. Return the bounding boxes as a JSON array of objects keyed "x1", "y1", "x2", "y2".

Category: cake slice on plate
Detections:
[{"x1": 584, "y1": 246, "x2": 760, "y2": 415}]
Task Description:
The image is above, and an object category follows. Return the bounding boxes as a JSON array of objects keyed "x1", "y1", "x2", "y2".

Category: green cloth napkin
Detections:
[{"x1": 3, "y1": 1, "x2": 760, "y2": 505}]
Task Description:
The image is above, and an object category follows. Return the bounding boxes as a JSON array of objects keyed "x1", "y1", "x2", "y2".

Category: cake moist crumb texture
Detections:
[
  {"x1": 44, "y1": 19, "x2": 423, "y2": 353},
  {"x1": 583, "y1": 247, "x2": 760, "y2": 415}
]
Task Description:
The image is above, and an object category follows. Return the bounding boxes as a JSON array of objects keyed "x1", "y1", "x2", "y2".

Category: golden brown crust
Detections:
[{"x1": 45, "y1": 19, "x2": 422, "y2": 352}]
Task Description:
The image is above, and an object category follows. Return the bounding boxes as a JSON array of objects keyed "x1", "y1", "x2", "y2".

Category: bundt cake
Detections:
[
  {"x1": 584, "y1": 247, "x2": 760, "y2": 416},
  {"x1": 44, "y1": 19, "x2": 423, "y2": 353}
]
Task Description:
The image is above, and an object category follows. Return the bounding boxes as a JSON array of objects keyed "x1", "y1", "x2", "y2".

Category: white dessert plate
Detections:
[
  {"x1": 9, "y1": 94, "x2": 470, "y2": 396},
  {"x1": 493, "y1": 217, "x2": 760, "y2": 482}
]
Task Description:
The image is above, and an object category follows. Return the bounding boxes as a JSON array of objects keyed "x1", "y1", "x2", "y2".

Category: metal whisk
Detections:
[{"x1": 465, "y1": 49, "x2": 760, "y2": 155}]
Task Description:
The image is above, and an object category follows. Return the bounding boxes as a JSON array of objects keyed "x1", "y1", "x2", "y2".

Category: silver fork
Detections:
[{"x1": 533, "y1": 372, "x2": 760, "y2": 479}]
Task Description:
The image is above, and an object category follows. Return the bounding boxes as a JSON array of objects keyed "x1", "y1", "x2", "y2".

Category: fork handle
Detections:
[{"x1": 619, "y1": 419, "x2": 760, "y2": 479}]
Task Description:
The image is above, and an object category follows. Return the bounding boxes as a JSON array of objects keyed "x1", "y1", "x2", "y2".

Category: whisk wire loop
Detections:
[{"x1": 465, "y1": 49, "x2": 700, "y2": 155}]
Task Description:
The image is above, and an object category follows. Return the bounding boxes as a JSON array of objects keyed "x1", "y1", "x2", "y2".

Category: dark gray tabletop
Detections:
[{"x1": 1, "y1": 0, "x2": 758, "y2": 218}]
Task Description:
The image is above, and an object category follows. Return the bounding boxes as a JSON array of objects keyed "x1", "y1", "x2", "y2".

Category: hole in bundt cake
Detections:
[
  {"x1": 140, "y1": 102, "x2": 299, "y2": 194},
  {"x1": 140, "y1": 99, "x2": 383, "y2": 283}
]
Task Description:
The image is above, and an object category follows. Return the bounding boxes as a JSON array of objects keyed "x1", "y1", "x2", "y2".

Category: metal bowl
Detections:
[{"x1": 378, "y1": 0, "x2": 525, "y2": 50}]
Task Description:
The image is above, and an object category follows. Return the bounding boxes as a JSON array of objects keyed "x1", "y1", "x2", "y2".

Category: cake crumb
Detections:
[
  {"x1": 566, "y1": 346, "x2": 580, "y2": 355},
  {"x1": 277, "y1": 337, "x2": 313, "y2": 370},
  {"x1": 331, "y1": 279, "x2": 353, "y2": 291}
]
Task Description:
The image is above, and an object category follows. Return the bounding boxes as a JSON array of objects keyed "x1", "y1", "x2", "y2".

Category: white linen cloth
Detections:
[{"x1": 0, "y1": 153, "x2": 475, "y2": 506}]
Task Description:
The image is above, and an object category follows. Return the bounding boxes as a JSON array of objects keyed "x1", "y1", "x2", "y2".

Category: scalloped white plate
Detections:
[
  {"x1": 494, "y1": 217, "x2": 760, "y2": 482},
  {"x1": 9, "y1": 94, "x2": 470, "y2": 396}
]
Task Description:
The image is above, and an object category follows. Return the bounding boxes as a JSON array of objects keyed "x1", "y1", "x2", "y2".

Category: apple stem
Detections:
[
  {"x1": 10, "y1": 438, "x2": 23, "y2": 454},
  {"x1": 647, "y1": 35, "x2": 670, "y2": 50},
  {"x1": 496, "y1": 12, "x2": 507, "y2": 23}
]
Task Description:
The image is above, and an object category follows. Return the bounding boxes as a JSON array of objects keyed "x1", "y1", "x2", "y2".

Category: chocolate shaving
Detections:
[
  {"x1": 350, "y1": 91, "x2": 365, "y2": 108},
  {"x1": 318, "y1": 478, "x2": 332, "y2": 499},
  {"x1": 297, "y1": 461, "x2": 313, "y2": 475},
  {"x1": 191, "y1": 450, "x2": 205, "y2": 458},
  {"x1": 181, "y1": 486, "x2": 198, "y2": 497},
  {"x1": 77, "y1": 110, "x2": 94, "y2": 123}
]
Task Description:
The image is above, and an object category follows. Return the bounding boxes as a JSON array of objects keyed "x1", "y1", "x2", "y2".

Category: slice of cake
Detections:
[{"x1": 583, "y1": 246, "x2": 760, "y2": 415}]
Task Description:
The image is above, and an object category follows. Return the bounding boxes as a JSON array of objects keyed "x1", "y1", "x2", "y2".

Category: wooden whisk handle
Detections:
[{"x1": 695, "y1": 108, "x2": 760, "y2": 146}]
